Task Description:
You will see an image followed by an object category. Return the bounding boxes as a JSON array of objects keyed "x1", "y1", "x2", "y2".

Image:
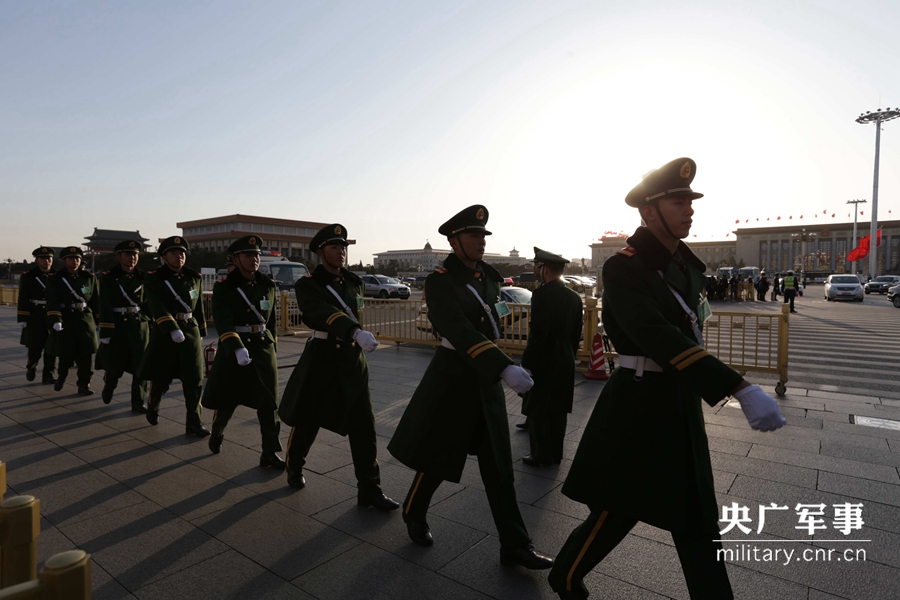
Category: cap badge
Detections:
[
  {"x1": 69, "y1": 247, "x2": 77, "y2": 253},
  {"x1": 679, "y1": 162, "x2": 692, "y2": 178},
  {"x1": 129, "y1": 241, "x2": 136, "y2": 248},
  {"x1": 335, "y1": 225, "x2": 342, "y2": 235},
  {"x1": 249, "y1": 237, "x2": 256, "y2": 245},
  {"x1": 475, "y1": 208, "x2": 485, "y2": 220},
  {"x1": 174, "y1": 237, "x2": 181, "y2": 244},
  {"x1": 42, "y1": 248, "x2": 48, "y2": 253}
]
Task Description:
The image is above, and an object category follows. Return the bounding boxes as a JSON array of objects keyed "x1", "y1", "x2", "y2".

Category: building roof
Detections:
[
  {"x1": 733, "y1": 219, "x2": 900, "y2": 236},
  {"x1": 85, "y1": 229, "x2": 149, "y2": 242},
  {"x1": 176, "y1": 214, "x2": 331, "y2": 229}
]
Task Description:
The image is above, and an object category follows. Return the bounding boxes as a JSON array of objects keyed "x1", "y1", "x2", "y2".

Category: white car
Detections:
[
  {"x1": 823, "y1": 274, "x2": 864, "y2": 302},
  {"x1": 362, "y1": 275, "x2": 410, "y2": 299}
]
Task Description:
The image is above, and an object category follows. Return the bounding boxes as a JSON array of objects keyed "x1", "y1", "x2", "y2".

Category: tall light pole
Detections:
[
  {"x1": 856, "y1": 108, "x2": 900, "y2": 276},
  {"x1": 846, "y1": 199, "x2": 867, "y2": 274}
]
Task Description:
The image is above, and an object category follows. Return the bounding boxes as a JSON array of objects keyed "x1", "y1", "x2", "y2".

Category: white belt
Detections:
[
  {"x1": 113, "y1": 306, "x2": 141, "y2": 314},
  {"x1": 175, "y1": 312, "x2": 192, "y2": 321},
  {"x1": 31, "y1": 299, "x2": 47, "y2": 305},
  {"x1": 440, "y1": 338, "x2": 455, "y2": 350},
  {"x1": 69, "y1": 302, "x2": 87, "y2": 310},
  {"x1": 617, "y1": 355, "x2": 664, "y2": 379},
  {"x1": 235, "y1": 324, "x2": 266, "y2": 333},
  {"x1": 310, "y1": 330, "x2": 329, "y2": 340}
]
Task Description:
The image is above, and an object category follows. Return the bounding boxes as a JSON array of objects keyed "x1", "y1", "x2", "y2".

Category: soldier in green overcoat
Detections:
[
  {"x1": 46, "y1": 246, "x2": 99, "y2": 395},
  {"x1": 387, "y1": 205, "x2": 552, "y2": 570},
  {"x1": 136, "y1": 236, "x2": 210, "y2": 437},
  {"x1": 520, "y1": 247, "x2": 583, "y2": 466},
  {"x1": 96, "y1": 240, "x2": 150, "y2": 413},
  {"x1": 548, "y1": 158, "x2": 787, "y2": 600},
  {"x1": 202, "y1": 235, "x2": 285, "y2": 469},
  {"x1": 278, "y1": 224, "x2": 399, "y2": 512},
  {"x1": 17, "y1": 246, "x2": 57, "y2": 384}
]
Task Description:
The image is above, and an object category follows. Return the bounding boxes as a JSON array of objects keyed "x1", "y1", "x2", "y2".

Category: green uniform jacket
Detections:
[
  {"x1": 202, "y1": 269, "x2": 278, "y2": 411},
  {"x1": 278, "y1": 265, "x2": 368, "y2": 435},
  {"x1": 136, "y1": 265, "x2": 207, "y2": 383},
  {"x1": 387, "y1": 254, "x2": 514, "y2": 483},
  {"x1": 520, "y1": 279, "x2": 583, "y2": 416},
  {"x1": 17, "y1": 267, "x2": 55, "y2": 349},
  {"x1": 96, "y1": 265, "x2": 150, "y2": 375},
  {"x1": 46, "y1": 268, "x2": 100, "y2": 356},
  {"x1": 561, "y1": 227, "x2": 743, "y2": 534}
]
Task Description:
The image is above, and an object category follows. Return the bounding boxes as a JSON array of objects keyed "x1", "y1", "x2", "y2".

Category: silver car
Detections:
[{"x1": 824, "y1": 274, "x2": 864, "y2": 302}]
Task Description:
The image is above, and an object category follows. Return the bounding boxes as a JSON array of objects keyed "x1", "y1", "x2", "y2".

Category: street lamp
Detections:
[
  {"x1": 846, "y1": 199, "x2": 867, "y2": 274},
  {"x1": 856, "y1": 108, "x2": 900, "y2": 276}
]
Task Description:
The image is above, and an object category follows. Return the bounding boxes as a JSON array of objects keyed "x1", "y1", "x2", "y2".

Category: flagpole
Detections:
[
  {"x1": 846, "y1": 199, "x2": 867, "y2": 274},
  {"x1": 857, "y1": 108, "x2": 900, "y2": 276}
]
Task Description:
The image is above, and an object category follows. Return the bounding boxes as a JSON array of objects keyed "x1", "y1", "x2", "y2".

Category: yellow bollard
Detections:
[
  {"x1": 0, "y1": 496, "x2": 40, "y2": 588},
  {"x1": 0, "y1": 462, "x2": 6, "y2": 503},
  {"x1": 39, "y1": 550, "x2": 91, "y2": 600}
]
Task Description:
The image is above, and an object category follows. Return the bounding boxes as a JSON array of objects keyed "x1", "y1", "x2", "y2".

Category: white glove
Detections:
[
  {"x1": 733, "y1": 384, "x2": 787, "y2": 432},
  {"x1": 170, "y1": 330, "x2": 186, "y2": 344},
  {"x1": 18, "y1": 322, "x2": 26, "y2": 329},
  {"x1": 53, "y1": 322, "x2": 63, "y2": 332},
  {"x1": 353, "y1": 329, "x2": 379, "y2": 353},
  {"x1": 234, "y1": 348, "x2": 252, "y2": 366},
  {"x1": 100, "y1": 338, "x2": 111, "y2": 344},
  {"x1": 501, "y1": 365, "x2": 534, "y2": 395}
]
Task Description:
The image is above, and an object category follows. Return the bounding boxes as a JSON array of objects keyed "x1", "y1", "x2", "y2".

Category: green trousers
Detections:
[
  {"x1": 211, "y1": 405, "x2": 282, "y2": 455},
  {"x1": 27, "y1": 345, "x2": 57, "y2": 377},
  {"x1": 103, "y1": 374, "x2": 147, "y2": 409},
  {"x1": 147, "y1": 378, "x2": 203, "y2": 427},
  {"x1": 529, "y1": 410, "x2": 567, "y2": 462},
  {"x1": 59, "y1": 350, "x2": 94, "y2": 389}
]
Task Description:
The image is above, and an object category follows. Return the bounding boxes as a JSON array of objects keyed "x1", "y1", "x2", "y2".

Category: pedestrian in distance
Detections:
[
  {"x1": 729, "y1": 273, "x2": 738, "y2": 301},
  {"x1": 203, "y1": 235, "x2": 285, "y2": 469},
  {"x1": 771, "y1": 273, "x2": 780, "y2": 301},
  {"x1": 96, "y1": 240, "x2": 150, "y2": 413},
  {"x1": 137, "y1": 236, "x2": 211, "y2": 437},
  {"x1": 783, "y1": 269, "x2": 799, "y2": 313},
  {"x1": 17, "y1": 246, "x2": 58, "y2": 384},
  {"x1": 548, "y1": 158, "x2": 786, "y2": 600},
  {"x1": 388, "y1": 205, "x2": 553, "y2": 570},
  {"x1": 47, "y1": 246, "x2": 99, "y2": 395},
  {"x1": 278, "y1": 224, "x2": 399, "y2": 511},
  {"x1": 757, "y1": 272, "x2": 770, "y2": 301},
  {"x1": 520, "y1": 247, "x2": 583, "y2": 466}
]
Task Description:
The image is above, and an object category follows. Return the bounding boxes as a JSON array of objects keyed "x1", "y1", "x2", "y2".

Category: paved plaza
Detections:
[{"x1": 1, "y1": 300, "x2": 899, "y2": 600}]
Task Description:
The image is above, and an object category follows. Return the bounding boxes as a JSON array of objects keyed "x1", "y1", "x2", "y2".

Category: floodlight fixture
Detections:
[{"x1": 856, "y1": 108, "x2": 900, "y2": 276}]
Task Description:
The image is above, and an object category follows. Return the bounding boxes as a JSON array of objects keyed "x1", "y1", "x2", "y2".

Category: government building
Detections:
[{"x1": 374, "y1": 242, "x2": 529, "y2": 274}]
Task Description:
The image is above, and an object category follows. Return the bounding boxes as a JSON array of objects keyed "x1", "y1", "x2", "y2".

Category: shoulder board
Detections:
[
  {"x1": 148, "y1": 270, "x2": 156, "y2": 275},
  {"x1": 434, "y1": 267, "x2": 448, "y2": 274},
  {"x1": 616, "y1": 246, "x2": 637, "y2": 257},
  {"x1": 102, "y1": 271, "x2": 110, "y2": 275},
  {"x1": 303, "y1": 274, "x2": 313, "y2": 278}
]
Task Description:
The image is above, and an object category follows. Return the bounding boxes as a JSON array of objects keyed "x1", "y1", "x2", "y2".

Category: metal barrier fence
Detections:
[{"x1": 0, "y1": 287, "x2": 17, "y2": 305}]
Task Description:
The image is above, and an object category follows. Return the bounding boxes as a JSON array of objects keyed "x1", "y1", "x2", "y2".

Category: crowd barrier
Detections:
[
  {"x1": 0, "y1": 461, "x2": 91, "y2": 599},
  {"x1": 0, "y1": 287, "x2": 17, "y2": 305}
]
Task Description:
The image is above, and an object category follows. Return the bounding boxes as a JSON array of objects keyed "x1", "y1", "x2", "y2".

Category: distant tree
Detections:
[{"x1": 737, "y1": 258, "x2": 746, "y2": 268}]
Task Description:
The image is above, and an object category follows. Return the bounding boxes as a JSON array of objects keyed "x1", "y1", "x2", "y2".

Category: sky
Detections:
[{"x1": 2, "y1": 0, "x2": 899, "y2": 266}]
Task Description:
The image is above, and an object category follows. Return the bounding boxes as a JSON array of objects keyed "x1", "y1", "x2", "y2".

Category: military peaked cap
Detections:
[
  {"x1": 310, "y1": 224, "x2": 349, "y2": 252},
  {"x1": 60, "y1": 246, "x2": 83, "y2": 259},
  {"x1": 624, "y1": 157, "x2": 704, "y2": 208},
  {"x1": 32, "y1": 246, "x2": 54, "y2": 258},
  {"x1": 533, "y1": 247, "x2": 569, "y2": 264},
  {"x1": 115, "y1": 240, "x2": 142, "y2": 253},
  {"x1": 227, "y1": 235, "x2": 263, "y2": 255},
  {"x1": 438, "y1": 205, "x2": 492, "y2": 237},
  {"x1": 158, "y1": 236, "x2": 189, "y2": 254}
]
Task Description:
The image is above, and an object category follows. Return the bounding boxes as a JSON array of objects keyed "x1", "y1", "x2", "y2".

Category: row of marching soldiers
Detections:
[{"x1": 17, "y1": 158, "x2": 791, "y2": 600}]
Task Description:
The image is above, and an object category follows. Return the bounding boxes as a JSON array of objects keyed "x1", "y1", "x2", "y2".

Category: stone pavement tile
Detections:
[
  {"x1": 808, "y1": 590, "x2": 850, "y2": 600},
  {"x1": 92, "y1": 561, "x2": 139, "y2": 600},
  {"x1": 815, "y1": 525, "x2": 900, "y2": 569},
  {"x1": 807, "y1": 409, "x2": 855, "y2": 423},
  {"x1": 707, "y1": 436, "x2": 752, "y2": 457},
  {"x1": 711, "y1": 451, "x2": 818, "y2": 489},
  {"x1": 720, "y1": 418, "x2": 892, "y2": 452},
  {"x1": 825, "y1": 419, "x2": 900, "y2": 441},
  {"x1": 191, "y1": 495, "x2": 362, "y2": 581},
  {"x1": 725, "y1": 563, "x2": 811, "y2": 600},
  {"x1": 132, "y1": 550, "x2": 314, "y2": 600},
  {"x1": 59, "y1": 500, "x2": 230, "y2": 591},
  {"x1": 592, "y1": 533, "x2": 691, "y2": 598},
  {"x1": 714, "y1": 470, "x2": 737, "y2": 493},
  {"x1": 820, "y1": 441, "x2": 900, "y2": 469},
  {"x1": 889, "y1": 439, "x2": 900, "y2": 453},
  {"x1": 2, "y1": 439, "x2": 89, "y2": 487},
  {"x1": 294, "y1": 541, "x2": 492, "y2": 600},
  {"x1": 71, "y1": 438, "x2": 181, "y2": 482},
  {"x1": 296, "y1": 438, "x2": 354, "y2": 475},
  {"x1": 117, "y1": 415, "x2": 196, "y2": 445},
  {"x1": 777, "y1": 397, "x2": 827, "y2": 411},
  {"x1": 515, "y1": 456, "x2": 574, "y2": 484},
  {"x1": 706, "y1": 423, "x2": 822, "y2": 453},
  {"x1": 37, "y1": 517, "x2": 78, "y2": 565},
  {"x1": 312, "y1": 497, "x2": 487, "y2": 571},
  {"x1": 750, "y1": 445, "x2": 900, "y2": 484},
  {"x1": 17, "y1": 466, "x2": 146, "y2": 528},
  {"x1": 532, "y1": 486, "x2": 590, "y2": 521},
  {"x1": 327, "y1": 460, "x2": 465, "y2": 511},
  {"x1": 824, "y1": 400, "x2": 900, "y2": 421},
  {"x1": 806, "y1": 389, "x2": 886, "y2": 404},
  {"x1": 248, "y1": 468, "x2": 358, "y2": 517},
  {"x1": 38, "y1": 419, "x2": 133, "y2": 453},
  {"x1": 817, "y1": 472, "x2": 900, "y2": 508},
  {"x1": 166, "y1": 437, "x2": 270, "y2": 481},
  {"x1": 0, "y1": 421, "x2": 45, "y2": 450}
]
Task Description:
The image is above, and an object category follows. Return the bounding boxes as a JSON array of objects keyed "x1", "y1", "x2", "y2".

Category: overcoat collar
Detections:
[
  {"x1": 443, "y1": 253, "x2": 502, "y2": 286},
  {"x1": 225, "y1": 267, "x2": 275, "y2": 289},
  {"x1": 156, "y1": 264, "x2": 198, "y2": 281},
  {"x1": 312, "y1": 264, "x2": 361, "y2": 287},
  {"x1": 29, "y1": 266, "x2": 54, "y2": 277},
  {"x1": 626, "y1": 226, "x2": 706, "y2": 297},
  {"x1": 108, "y1": 264, "x2": 144, "y2": 280}
]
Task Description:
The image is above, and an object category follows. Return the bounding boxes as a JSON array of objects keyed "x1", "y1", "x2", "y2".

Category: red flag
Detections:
[
  {"x1": 860, "y1": 211, "x2": 864, "y2": 215},
  {"x1": 800, "y1": 215, "x2": 804, "y2": 219},
  {"x1": 726, "y1": 233, "x2": 730, "y2": 237},
  {"x1": 789, "y1": 216, "x2": 792, "y2": 219},
  {"x1": 823, "y1": 210, "x2": 827, "y2": 214},
  {"x1": 756, "y1": 218, "x2": 759, "y2": 221},
  {"x1": 735, "y1": 219, "x2": 739, "y2": 224},
  {"x1": 745, "y1": 219, "x2": 749, "y2": 223},
  {"x1": 777, "y1": 216, "x2": 781, "y2": 220},
  {"x1": 831, "y1": 214, "x2": 835, "y2": 217},
  {"x1": 767, "y1": 218, "x2": 770, "y2": 221}
]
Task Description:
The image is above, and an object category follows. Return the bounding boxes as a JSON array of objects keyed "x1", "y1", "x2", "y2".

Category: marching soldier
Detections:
[
  {"x1": 17, "y1": 246, "x2": 58, "y2": 383},
  {"x1": 97, "y1": 240, "x2": 150, "y2": 412},
  {"x1": 278, "y1": 224, "x2": 399, "y2": 511},
  {"x1": 387, "y1": 205, "x2": 552, "y2": 570},
  {"x1": 137, "y1": 236, "x2": 210, "y2": 437},
  {"x1": 519, "y1": 247, "x2": 583, "y2": 466},
  {"x1": 202, "y1": 235, "x2": 285, "y2": 469},
  {"x1": 548, "y1": 158, "x2": 786, "y2": 599},
  {"x1": 46, "y1": 246, "x2": 99, "y2": 395}
]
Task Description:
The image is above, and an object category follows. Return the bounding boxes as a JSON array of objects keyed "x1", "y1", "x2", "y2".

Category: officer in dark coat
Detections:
[
  {"x1": 46, "y1": 246, "x2": 99, "y2": 395},
  {"x1": 387, "y1": 205, "x2": 552, "y2": 570},
  {"x1": 17, "y1": 246, "x2": 58, "y2": 384},
  {"x1": 547, "y1": 159, "x2": 787, "y2": 600},
  {"x1": 97, "y1": 240, "x2": 150, "y2": 412},
  {"x1": 520, "y1": 247, "x2": 583, "y2": 466},
  {"x1": 278, "y1": 224, "x2": 399, "y2": 511},
  {"x1": 203, "y1": 235, "x2": 285, "y2": 469},
  {"x1": 136, "y1": 236, "x2": 210, "y2": 437}
]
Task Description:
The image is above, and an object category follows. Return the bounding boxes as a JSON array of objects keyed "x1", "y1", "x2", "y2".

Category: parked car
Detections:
[
  {"x1": 888, "y1": 283, "x2": 900, "y2": 308},
  {"x1": 864, "y1": 275, "x2": 900, "y2": 294},
  {"x1": 416, "y1": 286, "x2": 533, "y2": 335},
  {"x1": 823, "y1": 274, "x2": 864, "y2": 302},
  {"x1": 362, "y1": 274, "x2": 410, "y2": 298},
  {"x1": 219, "y1": 260, "x2": 310, "y2": 292}
]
